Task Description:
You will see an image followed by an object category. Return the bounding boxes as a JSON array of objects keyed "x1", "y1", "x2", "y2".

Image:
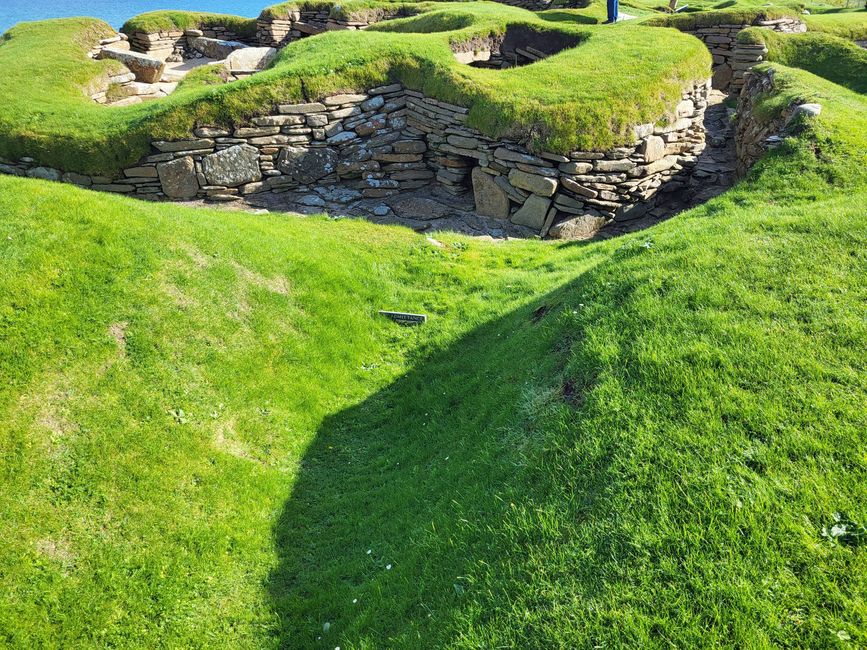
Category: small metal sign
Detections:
[{"x1": 379, "y1": 310, "x2": 427, "y2": 325}]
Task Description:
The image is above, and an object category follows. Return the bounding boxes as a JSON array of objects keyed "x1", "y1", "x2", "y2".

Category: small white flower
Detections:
[
  {"x1": 352, "y1": 598, "x2": 358, "y2": 604},
  {"x1": 366, "y1": 549, "x2": 371, "y2": 555},
  {"x1": 386, "y1": 564, "x2": 392, "y2": 570}
]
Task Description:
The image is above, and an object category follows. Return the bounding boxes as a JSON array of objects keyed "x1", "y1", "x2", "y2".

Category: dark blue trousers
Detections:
[{"x1": 607, "y1": 0, "x2": 619, "y2": 23}]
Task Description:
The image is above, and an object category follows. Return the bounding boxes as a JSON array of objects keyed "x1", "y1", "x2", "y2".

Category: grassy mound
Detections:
[
  {"x1": 120, "y1": 11, "x2": 258, "y2": 38},
  {"x1": 1, "y1": 58, "x2": 865, "y2": 646},
  {"x1": 0, "y1": 3, "x2": 709, "y2": 175},
  {"x1": 739, "y1": 27, "x2": 867, "y2": 93}
]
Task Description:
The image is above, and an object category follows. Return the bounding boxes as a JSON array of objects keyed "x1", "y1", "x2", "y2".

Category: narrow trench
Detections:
[{"x1": 597, "y1": 89, "x2": 737, "y2": 239}]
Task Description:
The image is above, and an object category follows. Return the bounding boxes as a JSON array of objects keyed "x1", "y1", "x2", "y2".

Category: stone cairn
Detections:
[{"x1": 1, "y1": 79, "x2": 711, "y2": 239}]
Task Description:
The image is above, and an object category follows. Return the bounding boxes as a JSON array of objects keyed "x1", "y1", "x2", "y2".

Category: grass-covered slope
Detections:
[
  {"x1": 1, "y1": 60, "x2": 865, "y2": 646},
  {"x1": 740, "y1": 27, "x2": 867, "y2": 93},
  {"x1": 0, "y1": 3, "x2": 709, "y2": 175},
  {"x1": 120, "y1": 11, "x2": 258, "y2": 38}
]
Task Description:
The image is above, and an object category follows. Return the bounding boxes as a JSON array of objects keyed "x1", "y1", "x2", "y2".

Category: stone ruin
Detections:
[{"x1": 2, "y1": 8, "x2": 838, "y2": 240}]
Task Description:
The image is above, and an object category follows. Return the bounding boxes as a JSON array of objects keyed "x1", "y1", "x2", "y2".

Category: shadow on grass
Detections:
[{"x1": 264, "y1": 263, "x2": 626, "y2": 646}]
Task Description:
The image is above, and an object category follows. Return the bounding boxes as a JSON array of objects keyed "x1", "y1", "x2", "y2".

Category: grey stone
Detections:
[
  {"x1": 314, "y1": 185, "x2": 361, "y2": 203},
  {"x1": 157, "y1": 156, "x2": 199, "y2": 199},
  {"x1": 389, "y1": 196, "x2": 452, "y2": 220},
  {"x1": 191, "y1": 37, "x2": 246, "y2": 60},
  {"x1": 297, "y1": 194, "x2": 326, "y2": 207},
  {"x1": 98, "y1": 48, "x2": 165, "y2": 83},
  {"x1": 508, "y1": 168, "x2": 557, "y2": 197},
  {"x1": 558, "y1": 161, "x2": 592, "y2": 175},
  {"x1": 278, "y1": 102, "x2": 327, "y2": 114},
  {"x1": 277, "y1": 146, "x2": 338, "y2": 184},
  {"x1": 548, "y1": 215, "x2": 608, "y2": 240},
  {"x1": 494, "y1": 147, "x2": 546, "y2": 166},
  {"x1": 373, "y1": 204, "x2": 390, "y2": 216},
  {"x1": 640, "y1": 136, "x2": 666, "y2": 163},
  {"x1": 393, "y1": 140, "x2": 426, "y2": 154},
  {"x1": 594, "y1": 159, "x2": 636, "y2": 173},
  {"x1": 472, "y1": 167, "x2": 510, "y2": 219},
  {"x1": 225, "y1": 47, "x2": 276, "y2": 72},
  {"x1": 63, "y1": 172, "x2": 93, "y2": 186},
  {"x1": 26, "y1": 167, "x2": 62, "y2": 181},
  {"x1": 511, "y1": 195, "x2": 551, "y2": 230},
  {"x1": 790, "y1": 103, "x2": 822, "y2": 120},
  {"x1": 361, "y1": 96, "x2": 385, "y2": 112},
  {"x1": 152, "y1": 139, "x2": 214, "y2": 153},
  {"x1": 202, "y1": 144, "x2": 261, "y2": 187}
]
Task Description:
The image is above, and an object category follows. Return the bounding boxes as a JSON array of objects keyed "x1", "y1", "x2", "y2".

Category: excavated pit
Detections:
[{"x1": 452, "y1": 25, "x2": 582, "y2": 68}]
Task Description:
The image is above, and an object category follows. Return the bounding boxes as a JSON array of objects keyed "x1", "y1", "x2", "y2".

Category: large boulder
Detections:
[
  {"x1": 202, "y1": 144, "x2": 261, "y2": 187},
  {"x1": 472, "y1": 167, "x2": 510, "y2": 219},
  {"x1": 191, "y1": 37, "x2": 247, "y2": 60},
  {"x1": 277, "y1": 146, "x2": 338, "y2": 184},
  {"x1": 98, "y1": 48, "x2": 165, "y2": 83},
  {"x1": 157, "y1": 156, "x2": 199, "y2": 199},
  {"x1": 225, "y1": 47, "x2": 277, "y2": 73}
]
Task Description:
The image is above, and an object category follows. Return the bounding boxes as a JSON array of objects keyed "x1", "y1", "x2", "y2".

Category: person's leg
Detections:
[
  {"x1": 606, "y1": 0, "x2": 616, "y2": 22},
  {"x1": 613, "y1": 0, "x2": 619, "y2": 22}
]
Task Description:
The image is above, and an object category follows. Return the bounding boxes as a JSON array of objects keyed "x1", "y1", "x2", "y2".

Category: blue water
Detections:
[{"x1": 0, "y1": 0, "x2": 269, "y2": 35}]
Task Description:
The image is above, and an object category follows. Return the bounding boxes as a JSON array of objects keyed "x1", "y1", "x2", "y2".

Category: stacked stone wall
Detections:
[
  {"x1": 0, "y1": 79, "x2": 712, "y2": 238},
  {"x1": 734, "y1": 68, "x2": 805, "y2": 177},
  {"x1": 682, "y1": 17, "x2": 805, "y2": 91},
  {"x1": 255, "y1": 9, "x2": 409, "y2": 47},
  {"x1": 127, "y1": 25, "x2": 253, "y2": 60}
]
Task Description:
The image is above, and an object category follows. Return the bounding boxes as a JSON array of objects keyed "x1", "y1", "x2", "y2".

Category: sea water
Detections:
[{"x1": 1, "y1": 0, "x2": 268, "y2": 35}]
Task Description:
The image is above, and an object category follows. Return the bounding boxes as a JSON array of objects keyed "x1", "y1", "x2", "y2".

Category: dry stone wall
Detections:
[
  {"x1": 255, "y1": 8, "x2": 410, "y2": 47},
  {"x1": 733, "y1": 67, "x2": 821, "y2": 177},
  {"x1": 0, "y1": 79, "x2": 712, "y2": 238},
  {"x1": 682, "y1": 17, "x2": 805, "y2": 91},
  {"x1": 126, "y1": 25, "x2": 254, "y2": 61}
]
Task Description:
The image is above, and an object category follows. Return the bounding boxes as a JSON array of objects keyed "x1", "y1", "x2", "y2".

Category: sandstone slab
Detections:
[
  {"x1": 225, "y1": 47, "x2": 277, "y2": 72},
  {"x1": 511, "y1": 195, "x2": 551, "y2": 230},
  {"x1": 191, "y1": 37, "x2": 247, "y2": 60},
  {"x1": 157, "y1": 156, "x2": 199, "y2": 198},
  {"x1": 548, "y1": 215, "x2": 608, "y2": 240},
  {"x1": 472, "y1": 167, "x2": 510, "y2": 219},
  {"x1": 202, "y1": 144, "x2": 261, "y2": 187},
  {"x1": 508, "y1": 168, "x2": 557, "y2": 197},
  {"x1": 277, "y1": 146, "x2": 338, "y2": 184},
  {"x1": 99, "y1": 48, "x2": 165, "y2": 83}
]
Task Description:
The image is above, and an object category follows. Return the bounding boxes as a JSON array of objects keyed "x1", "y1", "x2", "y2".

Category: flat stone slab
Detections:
[
  {"x1": 98, "y1": 48, "x2": 165, "y2": 84},
  {"x1": 191, "y1": 37, "x2": 247, "y2": 60},
  {"x1": 225, "y1": 47, "x2": 277, "y2": 73},
  {"x1": 202, "y1": 144, "x2": 261, "y2": 187}
]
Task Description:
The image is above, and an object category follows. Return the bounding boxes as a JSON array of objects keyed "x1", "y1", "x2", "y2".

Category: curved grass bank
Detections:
[
  {"x1": 0, "y1": 3, "x2": 710, "y2": 175},
  {"x1": 739, "y1": 28, "x2": 867, "y2": 94}
]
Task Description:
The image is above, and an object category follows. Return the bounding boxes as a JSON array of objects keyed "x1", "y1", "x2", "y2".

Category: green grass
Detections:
[
  {"x1": 739, "y1": 28, "x2": 867, "y2": 93},
  {"x1": 0, "y1": 59, "x2": 865, "y2": 647},
  {"x1": 120, "y1": 11, "x2": 258, "y2": 38},
  {"x1": 805, "y1": 9, "x2": 867, "y2": 40},
  {"x1": 0, "y1": 3, "x2": 710, "y2": 176}
]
